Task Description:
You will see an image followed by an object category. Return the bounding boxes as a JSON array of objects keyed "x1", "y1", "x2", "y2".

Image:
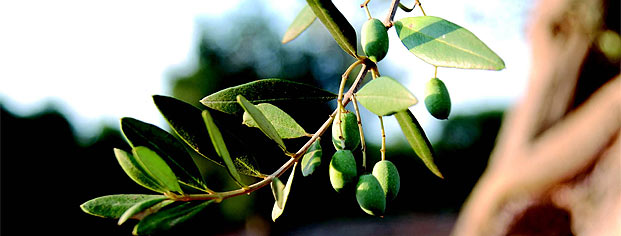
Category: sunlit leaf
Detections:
[
  {"x1": 395, "y1": 16, "x2": 505, "y2": 70},
  {"x1": 282, "y1": 5, "x2": 316, "y2": 44},
  {"x1": 356, "y1": 76, "x2": 418, "y2": 116},
  {"x1": 153, "y1": 95, "x2": 264, "y2": 178},
  {"x1": 237, "y1": 95, "x2": 286, "y2": 151},
  {"x1": 200, "y1": 79, "x2": 336, "y2": 114},
  {"x1": 133, "y1": 201, "x2": 214, "y2": 235},
  {"x1": 202, "y1": 110, "x2": 246, "y2": 187},
  {"x1": 270, "y1": 176, "x2": 285, "y2": 209},
  {"x1": 301, "y1": 138, "x2": 322, "y2": 176},
  {"x1": 306, "y1": 0, "x2": 358, "y2": 58},
  {"x1": 120, "y1": 117, "x2": 205, "y2": 189},
  {"x1": 114, "y1": 148, "x2": 166, "y2": 193},
  {"x1": 132, "y1": 146, "x2": 183, "y2": 193},
  {"x1": 394, "y1": 110, "x2": 443, "y2": 178},
  {"x1": 118, "y1": 196, "x2": 169, "y2": 225},
  {"x1": 272, "y1": 162, "x2": 298, "y2": 221},
  {"x1": 243, "y1": 103, "x2": 307, "y2": 139},
  {"x1": 80, "y1": 194, "x2": 164, "y2": 219}
]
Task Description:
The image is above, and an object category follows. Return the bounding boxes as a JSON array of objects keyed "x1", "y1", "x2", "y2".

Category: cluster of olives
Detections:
[
  {"x1": 329, "y1": 111, "x2": 401, "y2": 216},
  {"x1": 361, "y1": 18, "x2": 452, "y2": 120}
]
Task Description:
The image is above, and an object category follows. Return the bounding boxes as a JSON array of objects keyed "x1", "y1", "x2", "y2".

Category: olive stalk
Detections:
[{"x1": 351, "y1": 94, "x2": 367, "y2": 170}]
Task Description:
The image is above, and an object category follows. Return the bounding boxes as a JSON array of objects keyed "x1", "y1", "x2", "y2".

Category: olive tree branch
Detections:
[
  {"x1": 172, "y1": 64, "x2": 370, "y2": 202},
  {"x1": 383, "y1": 0, "x2": 401, "y2": 28}
]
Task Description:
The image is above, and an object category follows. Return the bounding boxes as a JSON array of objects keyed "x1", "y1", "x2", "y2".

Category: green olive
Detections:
[
  {"x1": 372, "y1": 160, "x2": 400, "y2": 201},
  {"x1": 424, "y1": 77, "x2": 451, "y2": 119},
  {"x1": 329, "y1": 150, "x2": 357, "y2": 192},
  {"x1": 355, "y1": 174, "x2": 386, "y2": 216},
  {"x1": 361, "y1": 18, "x2": 389, "y2": 63},
  {"x1": 332, "y1": 111, "x2": 360, "y2": 150}
]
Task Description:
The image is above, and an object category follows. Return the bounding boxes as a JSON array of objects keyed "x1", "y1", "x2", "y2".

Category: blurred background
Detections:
[{"x1": 1, "y1": 0, "x2": 533, "y2": 235}]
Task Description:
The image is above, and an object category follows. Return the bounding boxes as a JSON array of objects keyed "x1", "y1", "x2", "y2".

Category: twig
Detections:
[{"x1": 383, "y1": 0, "x2": 401, "y2": 28}]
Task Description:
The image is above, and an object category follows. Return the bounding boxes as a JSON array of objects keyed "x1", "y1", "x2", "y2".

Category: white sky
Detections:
[{"x1": 0, "y1": 0, "x2": 533, "y2": 141}]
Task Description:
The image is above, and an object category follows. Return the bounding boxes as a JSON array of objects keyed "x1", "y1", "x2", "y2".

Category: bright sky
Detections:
[{"x1": 0, "y1": 0, "x2": 532, "y2": 141}]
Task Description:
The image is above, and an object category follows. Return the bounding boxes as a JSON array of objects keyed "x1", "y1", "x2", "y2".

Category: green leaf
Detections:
[
  {"x1": 394, "y1": 110, "x2": 443, "y2": 178},
  {"x1": 356, "y1": 76, "x2": 418, "y2": 116},
  {"x1": 237, "y1": 95, "x2": 286, "y2": 151},
  {"x1": 395, "y1": 16, "x2": 505, "y2": 70},
  {"x1": 270, "y1": 176, "x2": 285, "y2": 209},
  {"x1": 202, "y1": 110, "x2": 246, "y2": 187},
  {"x1": 118, "y1": 196, "x2": 169, "y2": 225},
  {"x1": 114, "y1": 148, "x2": 167, "y2": 193},
  {"x1": 282, "y1": 5, "x2": 316, "y2": 44},
  {"x1": 301, "y1": 138, "x2": 322, "y2": 176},
  {"x1": 200, "y1": 79, "x2": 336, "y2": 114},
  {"x1": 272, "y1": 162, "x2": 298, "y2": 222},
  {"x1": 120, "y1": 117, "x2": 205, "y2": 190},
  {"x1": 153, "y1": 95, "x2": 264, "y2": 178},
  {"x1": 306, "y1": 0, "x2": 358, "y2": 58},
  {"x1": 132, "y1": 146, "x2": 183, "y2": 193},
  {"x1": 133, "y1": 201, "x2": 214, "y2": 235},
  {"x1": 243, "y1": 103, "x2": 307, "y2": 139},
  {"x1": 80, "y1": 194, "x2": 164, "y2": 219}
]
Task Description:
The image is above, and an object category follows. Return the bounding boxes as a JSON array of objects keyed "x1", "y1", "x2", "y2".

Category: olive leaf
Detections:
[
  {"x1": 118, "y1": 197, "x2": 169, "y2": 225},
  {"x1": 237, "y1": 95, "x2": 286, "y2": 151},
  {"x1": 80, "y1": 194, "x2": 164, "y2": 219},
  {"x1": 242, "y1": 103, "x2": 307, "y2": 139},
  {"x1": 272, "y1": 162, "x2": 298, "y2": 221},
  {"x1": 356, "y1": 76, "x2": 418, "y2": 116},
  {"x1": 120, "y1": 117, "x2": 205, "y2": 190},
  {"x1": 202, "y1": 110, "x2": 246, "y2": 187},
  {"x1": 301, "y1": 138, "x2": 322, "y2": 176},
  {"x1": 114, "y1": 148, "x2": 167, "y2": 193},
  {"x1": 270, "y1": 176, "x2": 285, "y2": 209},
  {"x1": 306, "y1": 0, "x2": 358, "y2": 58},
  {"x1": 282, "y1": 5, "x2": 316, "y2": 44},
  {"x1": 395, "y1": 16, "x2": 505, "y2": 70},
  {"x1": 200, "y1": 79, "x2": 336, "y2": 114},
  {"x1": 133, "y1": 201, "x2": 214, "y2": 235},
  {"x1": 394, "y1": 110, "x2": 443, "y2": 178},
  {"x1": 132, "y1": 146, "x2": 183, "y2": 193},
  {"x1": 153, "y1": 95, "x2": 265, "y2": 177}
]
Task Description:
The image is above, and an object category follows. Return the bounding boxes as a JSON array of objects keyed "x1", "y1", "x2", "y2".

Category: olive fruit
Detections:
[
  {"x1": 372, "y1": 160, "x2": 400, "y2": 200},
  {"x1": 424, "y1": 77, "x2": 451, "y2": 119},
  {"x1": 331, "y1": 111, "x2": 360, "y2": 150},
  {"x1": 361, "y1": 18, "x2": 389, "y2": 63},
  {"x1": 355, "y1": 174, "x2": 386, "y2": 216},
  {"x1": 329, "y1": 150, "x2": 357, "y2": 192}
]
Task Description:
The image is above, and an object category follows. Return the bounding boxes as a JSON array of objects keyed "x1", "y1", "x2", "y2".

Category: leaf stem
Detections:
[
  {"x1": 379, "y1": 116, "x2": 386, "y2": 161},
  {"x1": 383, "y1": 0, "x2": 401, "y2": 28},
  {"x1": 416, "y1": 0, "x2": 427, "y2": 16},
  {"x1": 172, "y1": 65, "x2": 370, "y2": 202},
  {"x1": 351, "y1": 94, "x2": 367, "y2": 170}
]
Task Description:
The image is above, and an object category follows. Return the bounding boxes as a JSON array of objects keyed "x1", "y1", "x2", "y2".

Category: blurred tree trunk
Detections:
[{"x1": 452, "y1": 0, "x2": 620, "y2": 235}]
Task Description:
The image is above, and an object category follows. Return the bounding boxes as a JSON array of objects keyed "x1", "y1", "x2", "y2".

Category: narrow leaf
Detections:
[
  {"x1": 282, "y1": 5, "x2": 316, "y2": 44},
  {"x1": 132, "y1": 146, "x2": 183, "y2": 193},
  {"x1": 153, "y1": 95, "x2": 264, "y2": 177},
  {"x1": 243, "y1": 103, "x2": 307, "y2": 139},
  {"x1": 133, "y1": 201, "x2": 213, "y2": 235},
  {"x1": 272, "y1": 162, "x2": 298, "y2": 221},
  {"x1": 202, "y1": 110, "x2": 245, "y2": 187},
  {"x1": 114, "y1": 148, "x2": 166, "y2": 193},
  {"x1": 80, "y1": 194, "x2": 164, "y2": 219},
  {"x1": 301, "y1": 138, "x2": 322, "y2": 176},
  {"x1": 120, "y1": 117, "x2": 205, "y2": 189},
  {"x1": 200, "y1": 79, "x2": 336, "y2": 114},
  {"x1": 306, "y1": 0, "x2": 358, "y2": 58},
  {"x1": 395, "y1": 16, "x2": 505, "y2": 70},
  {"x1": 237, "y1": 95, "x2": 286, "y2": 151},
  {"x1": 270, "y1": 177, "x2": 285, "y2": 209},
  {"x1": 356, "y1": 76, "x2": 418, "y2": 116},
  {"x1": 394, "y1": 110, "x2": 443, "y2": 178},
  {"x1": 118, "y1": 196, "x2": 168, "y2": 225}
]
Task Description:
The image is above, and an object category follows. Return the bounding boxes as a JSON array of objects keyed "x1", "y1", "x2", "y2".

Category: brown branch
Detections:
[{"x1": 383, "y1": 0, "x2": 401, "y2": 28}]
